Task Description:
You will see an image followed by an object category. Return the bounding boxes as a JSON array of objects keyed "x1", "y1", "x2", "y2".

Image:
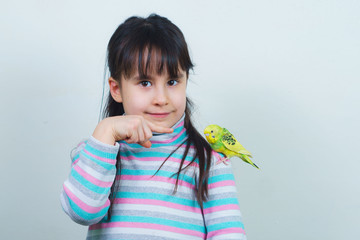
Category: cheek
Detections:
[
  {"x1": 122, "y1": 91, "x2": 148, "y2": 114},
  {"x1": 174, "y1": 91, "x2": 187, "y2": 112}
]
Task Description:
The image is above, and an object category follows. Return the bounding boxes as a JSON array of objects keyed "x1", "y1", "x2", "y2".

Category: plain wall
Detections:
[{"x1": 1, "y1": 0, "x2": 359, "y2": 239}]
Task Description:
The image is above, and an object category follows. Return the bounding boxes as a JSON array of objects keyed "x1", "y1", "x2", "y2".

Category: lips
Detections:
[{"x1": 147, "y1": 112, "x2": 170, "y2": 118}]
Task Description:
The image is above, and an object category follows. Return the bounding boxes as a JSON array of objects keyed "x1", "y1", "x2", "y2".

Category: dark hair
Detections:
[{"x1": 103, "y1": 14, "x2": 213, "y2": 216}]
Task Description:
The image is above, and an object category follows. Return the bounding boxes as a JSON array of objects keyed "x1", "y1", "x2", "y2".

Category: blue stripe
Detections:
[
  {"x1": 81, "y1": 151, "x2": 115, "y2": 170},
  {"x1": 66, "y1": 196, "x2": 109, "y2": 221},
  {"x1": 72, "y1": 154, "x2": 80, "y2": 164},
  {"x1": 204, "y1": 197, "x2": 240, "y2": 208},
  {"x1": 207, "y1": 221, "x2": 245, "y2": 231},
  {"x1": 208, "y1": 174, "x2": 235, "y2": 184},
  {"x1": 121, "y1": 150, "x2": 195, "y2": 162},
  {"x1": 108, "y1": 215, "x2": 205, "y2": 232},
  {"x1": 71, "y1": 169, "x2": 111, "y2": 195},
  {"x1": 125, "y1": 138, "x2": 187, "y2": 148},
  {"x1": 85, "y1": 143, "x2": 118, "y2": 159}
]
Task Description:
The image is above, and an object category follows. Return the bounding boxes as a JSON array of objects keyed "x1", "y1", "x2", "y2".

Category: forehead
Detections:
[{"x1": 123, "y1": 47, "x2": 185, "y2": 79}]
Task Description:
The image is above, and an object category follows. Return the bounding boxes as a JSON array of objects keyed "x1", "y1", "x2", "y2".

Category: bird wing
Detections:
[{"x1": 221, "y1": 128, "x2": 252, "y2": 156}]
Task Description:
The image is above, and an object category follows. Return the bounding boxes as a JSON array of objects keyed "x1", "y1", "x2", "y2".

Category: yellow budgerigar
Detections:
[{"x1": 204, "y1": 124, "x2": 259, "y2": 169}]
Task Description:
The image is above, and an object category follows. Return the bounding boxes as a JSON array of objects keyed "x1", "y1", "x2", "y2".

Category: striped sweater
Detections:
[{"x1": 61, "y1": 116, "x2": 246, "y2": 239}]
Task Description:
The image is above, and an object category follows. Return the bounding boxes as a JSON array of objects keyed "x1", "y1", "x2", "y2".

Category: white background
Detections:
[{"x1": 1, "y1": 0, "x2": 359, "y2": 239}]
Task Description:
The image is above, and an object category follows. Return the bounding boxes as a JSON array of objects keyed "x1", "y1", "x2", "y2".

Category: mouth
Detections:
[
  {"x1": 205, "y1": 133, "x2": 210, "y2": 137},
  {"x1": 146, "y1": 112, "x2": 170, "y2": 118}
]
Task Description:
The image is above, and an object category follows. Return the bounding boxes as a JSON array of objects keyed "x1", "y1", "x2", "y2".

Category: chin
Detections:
[{"x1": 159, "y1": 120, "x2": 176, "y2": 129}]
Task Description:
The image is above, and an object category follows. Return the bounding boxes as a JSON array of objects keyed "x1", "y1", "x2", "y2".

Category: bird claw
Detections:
[{"x1": 216, "y1": 157, "x2": 229, "y2": 165}]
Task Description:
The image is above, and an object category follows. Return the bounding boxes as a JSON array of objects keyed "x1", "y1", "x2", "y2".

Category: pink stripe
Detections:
[
  {"x1": 83, "y1": 149, "x2": 116, "y2": 164},
  {"x1": 176, "y1": 120, "x2": 184, "y2": 128},
  {"x1": 120, "y1": 155, "x2": 199, "y2": 168},
  {"x1": 73, "y1": 165, "x2": 113, "y2": 188},
  {"x1": 212, "y1": 151, "x2": 223, "y2": 160},
  {"x1": 174, "y1": 144, "x2": 195, "y2": 149},
  {"x1": 72, "y1": 157, "x2": 80, "y2": 166},
  {"x1": 114, "y1": 198, "x2": 202, "y2": 213},
  {"x1": 207, "y1": 227, "x2": 246, "y2": 238},
  {"x1": 151, "y1": 128, "x2": 186, "y2": 144},
  {"x1": 118, "y1": 175, "x2": 195, "y2": 189},
  {"x1": 203, "y1": 204, "x2": 240, "y2": 214},
  {"x1": 89, "y1": 221, "x2": 205, "y2": 238},
  {"x1": 208, "y1": 180, "x2": 236, "y2": 189},
  {"x1": 63, "y1": 184, "x2": 110, "y2": 214}
]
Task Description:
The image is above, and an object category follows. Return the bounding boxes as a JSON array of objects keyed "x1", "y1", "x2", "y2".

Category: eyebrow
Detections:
[{"x1": 131, "y1": 73, "x2": 185, "y2": 81}]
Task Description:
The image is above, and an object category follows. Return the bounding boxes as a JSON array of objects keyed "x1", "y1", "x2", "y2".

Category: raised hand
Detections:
[{"x1": 92, "y1": 115, "x2": 173, "y2": 147}]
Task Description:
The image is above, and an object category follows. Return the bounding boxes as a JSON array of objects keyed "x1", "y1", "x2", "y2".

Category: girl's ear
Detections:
[{"x1": 109, "y1": 77, "x2": 123, "y2": 103}]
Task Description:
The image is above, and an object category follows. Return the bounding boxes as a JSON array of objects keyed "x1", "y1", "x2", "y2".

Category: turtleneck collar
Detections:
[{"x1": 150, "y1": 114, "x2": 187, "y2": 145}]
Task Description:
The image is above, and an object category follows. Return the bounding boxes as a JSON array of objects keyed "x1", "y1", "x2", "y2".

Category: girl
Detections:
[{"x1": 61, "y1": 14, "x2": 246, "y2": 240}]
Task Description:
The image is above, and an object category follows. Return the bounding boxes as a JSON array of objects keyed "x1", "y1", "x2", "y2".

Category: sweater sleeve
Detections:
[
  {"x1": 60, "y1": 136, "x2": 119, "y2": 226},
  {"x1": 203, "y1": 152, "x2": 247, "y2": 239}
]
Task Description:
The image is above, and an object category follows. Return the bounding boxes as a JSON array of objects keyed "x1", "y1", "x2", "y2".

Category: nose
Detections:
[{"x1": 152, "y1": 85, "x2": 168, "y2": 106}]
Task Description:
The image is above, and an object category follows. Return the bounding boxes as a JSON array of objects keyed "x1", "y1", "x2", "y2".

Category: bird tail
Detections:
[{"x1": 243, "y1": 155, "x2": 260, "y2": 169}]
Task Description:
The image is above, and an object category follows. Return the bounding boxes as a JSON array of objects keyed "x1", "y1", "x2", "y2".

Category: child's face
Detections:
[{"x1": 117, "y1": 69, "x2": 187, "y2": 129}]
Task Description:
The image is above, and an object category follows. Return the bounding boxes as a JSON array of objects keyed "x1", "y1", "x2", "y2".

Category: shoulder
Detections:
[
  {"x1": 207, "y1": 150, "x2": 235, "y2": 177},
  {"x1": 208, "y1": 150, "x2": 228, "y2": 166}
]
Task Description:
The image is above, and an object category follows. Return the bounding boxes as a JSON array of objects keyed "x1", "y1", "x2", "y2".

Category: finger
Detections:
[
  {"x1": 125, "y1": 129, "x2": 139, "y2": 144},
  {"x1": 147, "y1": 121, "x2": 174, "y2": 134},
  {"x1": 139, "y1": 140, "x2": 152, "y2": 148},
  {"x1": 137, "y1": 119, "x2": 152, "y2": 148},
  {"x1": 143, "y1": 122, "x2": 153, "y2": 140},
  {"x1": 136, "y1": 126, "x2": 150, "y2": 148},
  {"x1": 137, "y1": 125, "x2": 146, "y2": 143}
]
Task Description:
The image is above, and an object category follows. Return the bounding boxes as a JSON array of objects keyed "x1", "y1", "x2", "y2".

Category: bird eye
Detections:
[{"x1": 211, "y1": 130, "x2": 213, "y2": 133}]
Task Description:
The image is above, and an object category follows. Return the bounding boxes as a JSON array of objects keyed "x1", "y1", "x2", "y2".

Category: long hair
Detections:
[{"x1": 103, "y1": 14, "x2": 213, "y2": 216}]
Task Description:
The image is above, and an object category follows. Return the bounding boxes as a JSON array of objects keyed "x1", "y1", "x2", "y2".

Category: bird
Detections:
[{"x1": 204, "y1": 124, "x2": 259, "y2": 169}]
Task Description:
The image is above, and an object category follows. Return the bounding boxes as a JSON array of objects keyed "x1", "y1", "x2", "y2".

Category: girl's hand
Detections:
[{"x1": 92, "y1": 115, "x2": 173, "y2": 148}]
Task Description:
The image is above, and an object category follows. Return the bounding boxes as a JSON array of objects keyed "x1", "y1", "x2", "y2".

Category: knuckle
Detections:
[
  {"x1": 145, "y1": 131, "x2": 153, "y2": 140},
  {"x1": 129, "y1": 121, "x2": 139, "y2": 130},
  {"x1": 133, "y1": 117, "x2": 142, "y2": 126}
]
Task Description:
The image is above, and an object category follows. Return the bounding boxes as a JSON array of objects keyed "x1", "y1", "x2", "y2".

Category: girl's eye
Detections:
[
  {"x1": 140, "y1": 81, "x2": 151, "y2": 87},
  {"x1": 168, "y1": 80, "x2": 178, "y2": 86}
]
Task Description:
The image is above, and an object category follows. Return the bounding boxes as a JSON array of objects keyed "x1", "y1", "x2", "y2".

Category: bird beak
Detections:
[{"x1": 205, "y1": 133, "x2": 209, "y2": 137}]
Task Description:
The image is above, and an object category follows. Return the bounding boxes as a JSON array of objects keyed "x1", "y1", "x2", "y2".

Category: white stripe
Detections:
[
  {"x1": 204, "y1": 209, "x2": 242, "y2": 218},
  {"x1": 119, "y1": 180, "x2": 195, "y2": 195},
  {"x1": 208, "y1": 185, "x2": 238, "y2": 194},
  {"x1": 63, "y1": 180, "x2": 108, "y2": 208},
  {"x1": 121, "y1": 158, "x2": 198, "y2": 174},
  {"x1": 77, "y1": 160, "x2": 115, "y2": 182},
  {"x1": 87, "y1": 226, "x2": 204, "y2": 240},
  {"x1": 209, "y1": 232, "x2": 247, "y2": 239}
]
